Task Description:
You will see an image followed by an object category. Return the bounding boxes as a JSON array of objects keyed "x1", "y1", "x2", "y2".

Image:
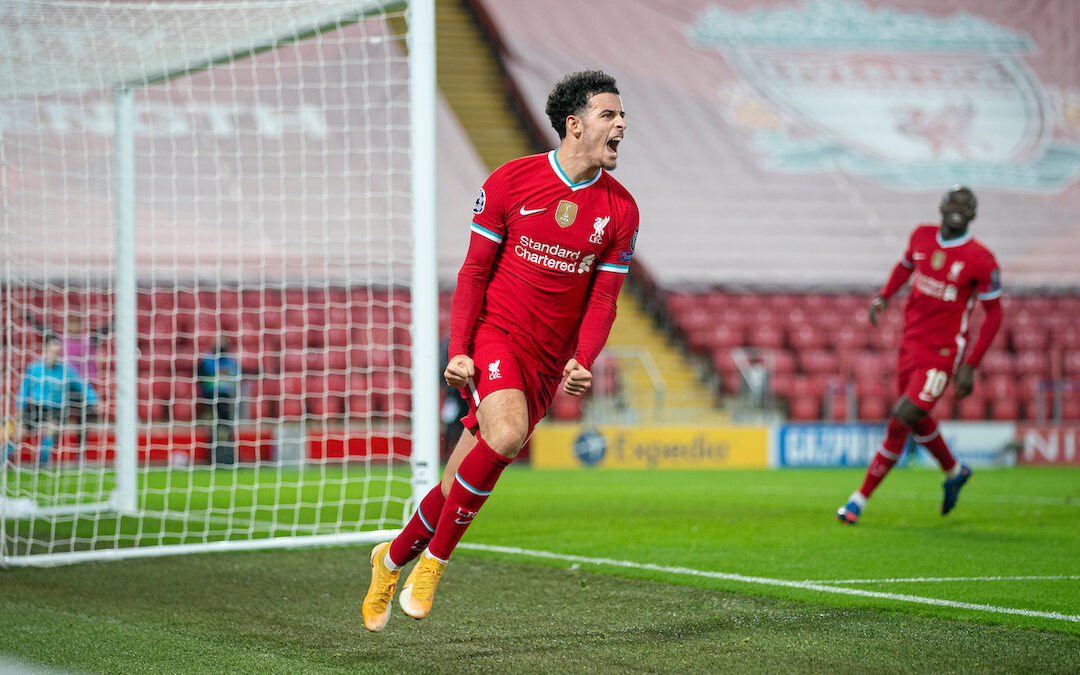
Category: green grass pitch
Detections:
[{"x1": 2, "y1": 465, "x2": 1078, "y2": 672}]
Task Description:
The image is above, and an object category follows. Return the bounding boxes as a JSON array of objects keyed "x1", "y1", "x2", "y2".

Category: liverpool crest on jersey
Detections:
[
  {"x1": 589, "y1": 216, "x2": 609, "y2": 244},
  {"x1": 555, "y1": 200, "x2": 578, "y2": 228},
  {"x1": 931, "y1": 250, "x2": 946, "y2": 270}
]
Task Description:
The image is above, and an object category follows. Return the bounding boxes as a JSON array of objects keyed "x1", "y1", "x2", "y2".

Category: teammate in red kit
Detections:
[
  {"x1": 362, "y1": 70, "x2": 639, "y2": 630},
  {"x1": 837, "y1": 186, "x2": 1003, "y2": 525}
]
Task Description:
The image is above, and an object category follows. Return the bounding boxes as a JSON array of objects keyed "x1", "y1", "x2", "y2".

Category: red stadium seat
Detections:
[
  {"x1": 305, "y1": 327, "x2": 326, "y2": 349},
  {"x1": 768, "y1": 293, "x2": 799, "y2": 315},
  {"x1": 746, "y1": 323, "x2": 784, "y2": 349},
  {"x1": 979, "y1": 351, "x2": 1015, "y2": 377},
  {"x1": 790, "y1": 376, "x2": 817, "y2": 398},
  {"x1": 704, "y1": 323, "x2": 745, "y2": 351},
  {"x1": 679, "y1": 307, "x2": 713, "y2": 333},
  {"x1": 592, "y1": 354, "x2": 620, "y2": 397},
  {"x1": 347, "y1": 391, "x2": 371, "y2": 417},
  {"x1": 788, "y1": 395, "x2": 820, "y2": 421},
  {"x1": 283, "y1": 328, "x2": 305, "y2": 350},
  {"x1": 770, "y1": 372, "x2": 795, "y2": 398},
  {"x1": 1015, "y1": 351, "x2": 1050, "y2": 378},
  {"x1": 550, "y1": 390, "x2": 583, "y2": 421},
  {"x1": 825, "y1": 390, "x2": 852, "y2": 421},
  {"x1": 850, "y1": 350, "x2": 893, "y2": 383},
  {"x1": 347, "y1": 346, "x2": 371, "y2": 370},
  {"x1": 829, "y1": 325, "x2": 867, "y2": 352},
  {"x1": 326, "y1": 373, "x2": 348, "y2": 396},
  {"x1": 1011, "y1": 326, "x2": 1048, "y2": 352},
  {"x1": 326, "y1": 347, "x2": 348, "y2": 372},
  {"x1": 685, "y1": 327, "x2": 714, "y2": 354},
  {"x1": 984, "y1": 375, "x2": 1017, "y2": 400},
  {"x1": 857, "y1": 396, "x2": 888, "y2": 421},
  {"x1": 702, "y1": 292, "x2": 731, "y2": 313},
  {"x1": 389, "y1": 392, "x2": 412, "y2": 421},
  {"x1": 935, "y1": 391, "x2": 956, "y2": 420},
  {"x1": 956, "y1": 393, "x2": 987, "y2": 420},
  {"x1": 282, "y1": 351, "x2": 304, "y2": 373},
  {"x1": 782, "y1": 306, "x2": 809, "y2": 330},
  {"x1": 788, "y1": 324, "x2": 825, "y2": 351},
  {"x1": 798, "y1": 349, "x2": 839, "y2": 375},
  {"x1": 1063, "y1": 351, "x2": 1080, "y2": 378},
  {"x1": 325, "y1": 327, "x2": 349, "y2": 347},
  {"x1": 767, "y1": 349, "x2": 797, "y2": 375},
  {"x1": 856, "y1": 378, "x2": 888, "y2": 400},
  {"x1": 1051, "y1": 326, "x2": 1080, "y2": 351},
  {"x1": 732, "y1": 293, "x2": 761, "y2": 312},
  {"x1": 172, "y1": 401, "x2": 196, "y2": 422},
  {"x1": 989, "y1": 397, "x2": 1019, "y2": 421},
  {"x1": 1061, "y1": 393, "x2": 1080, "y2": 420},
  {"x1": 304, "y1": 350, "x2": 327, "y2": 374}
]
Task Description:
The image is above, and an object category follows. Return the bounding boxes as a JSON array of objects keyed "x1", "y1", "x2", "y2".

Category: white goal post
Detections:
[{"x1": 1, "y1": 0, "x2": 439, "y2": 566}]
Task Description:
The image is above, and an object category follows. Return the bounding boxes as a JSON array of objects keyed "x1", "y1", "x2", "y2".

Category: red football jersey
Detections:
[
  {"x1": 895, "y1": 225, "x2": 1002, "y2": 362},
  {"x1": 458, "y1": 150, "x2": 639, "y2": 374}
]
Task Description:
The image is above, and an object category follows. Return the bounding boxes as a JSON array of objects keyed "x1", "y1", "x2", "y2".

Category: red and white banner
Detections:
[
  {"x1": 1017, "y1": 424, "x2": 1080, "y2": 465},
  {"x1": 474, "y1": 0, "x2": 1080, "y2": 289}
]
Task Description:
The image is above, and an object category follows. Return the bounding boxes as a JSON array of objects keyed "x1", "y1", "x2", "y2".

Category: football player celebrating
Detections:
[
  {"x1": 837, "y1": 186, "x2": 1003, "y2": 525},
  {"x1": 363, "y1": 70, "x2": 639, "y2": 630}
]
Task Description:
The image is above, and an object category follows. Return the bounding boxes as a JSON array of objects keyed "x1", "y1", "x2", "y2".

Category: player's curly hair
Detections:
[{"x1": 545, "y1": 70, "x2": 619, "y2": 139}]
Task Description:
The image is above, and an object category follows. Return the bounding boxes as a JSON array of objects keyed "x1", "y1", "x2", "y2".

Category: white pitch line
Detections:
[
  {"x1": 459, "y1": 543, "x2": 1080, "y2": 624},
  {"x1": 811, "y1": 575, "x2": 1080, "y2": 584},
  {"x1": 737, "y1": 485, "x2": 1079, "y2": 507}
]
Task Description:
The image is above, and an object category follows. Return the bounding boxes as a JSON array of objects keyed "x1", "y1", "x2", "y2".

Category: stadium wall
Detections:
[{"x1": 529, "y1": 421, "x2": 1020, "y2": 469}]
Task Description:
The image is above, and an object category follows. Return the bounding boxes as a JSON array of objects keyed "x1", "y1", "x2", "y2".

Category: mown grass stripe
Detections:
[{"x1": 461, "y1": 542, "x2": 1080, "y2": 623}]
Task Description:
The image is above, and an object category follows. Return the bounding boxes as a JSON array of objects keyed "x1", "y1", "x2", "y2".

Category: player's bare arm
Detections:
[
  {"x1": 444, "y1": 354, "x2": 474, "y2": 388},
  {"x1": 953, "y1": 364, "x2": 975, "y2": 399},
  {"x1": 562, "y1": 358, "x2": 592, "y2": 397},
  {"x1": 869, "y1": 296, "x2": 888, "y2": 327}
]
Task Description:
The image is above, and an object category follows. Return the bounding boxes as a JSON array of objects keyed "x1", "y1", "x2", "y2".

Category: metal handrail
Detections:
[{"x1": 599, "y1": 346, "x2": 667, "y2": 422}]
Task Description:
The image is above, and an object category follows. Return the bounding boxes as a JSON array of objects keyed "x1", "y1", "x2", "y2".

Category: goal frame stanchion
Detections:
[
  {"x1": 1, "y1": 0, "x2": 439, "y2": 567},
  {"x1": 113, "y1": 86, "x2": 139, "y2": 515},
  {"x1": 407, "y1": 0, "x2": 441, "y2": 512}
]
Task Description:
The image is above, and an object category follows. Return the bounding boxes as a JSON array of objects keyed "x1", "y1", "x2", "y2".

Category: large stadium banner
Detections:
[
  {"x1": 529, "y1": 425, "x2": 769, "y2": 470},
  {"x1": 474, "y1": 0, "x2": 1080, "y2": 289},
  {"x1": 777, "y1": 422, "x2": 886, "y2": 467},
  {"x1": 1017, "y1": 424, "x2": 1080, "y2": 465},
  {"x1": 914, "y1": 422, "x2": 1017, "y2": 468},
  {"x1": 777, "y1": 421, "x2": 1016, "y2": 468},
  {"x1": 685, "y1": 1, "x2": 1079, "y2": 192}
]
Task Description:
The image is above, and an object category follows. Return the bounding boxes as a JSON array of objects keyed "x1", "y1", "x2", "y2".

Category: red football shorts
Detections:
[
  {"x1": 458, "y1": 323, "x2": 563, "y2": 437},
  {"x1": 896, "y1": 346, "x2": 956, "y2": 413}
]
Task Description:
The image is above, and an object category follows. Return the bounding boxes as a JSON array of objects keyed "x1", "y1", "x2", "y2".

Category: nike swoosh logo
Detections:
[{"x1": 519, "y1": 206, "x2": 546, "y2": 216}]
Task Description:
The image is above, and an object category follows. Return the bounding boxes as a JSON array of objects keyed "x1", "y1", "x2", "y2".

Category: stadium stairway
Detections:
[
  {"x1": 598, "y1": 290, "x2": 729, "y2": 425},
  {"x1": 435, "y1": 0, "x2": 534, "y2": 169}
]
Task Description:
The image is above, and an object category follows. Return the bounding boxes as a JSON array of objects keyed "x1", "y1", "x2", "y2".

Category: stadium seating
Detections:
[
  {"x1": 4, "y1": 287, "x2": 1078, "y2": 425},
  {"x1": 667, "y1": 289, "x2": 1080, "y2": 422}
]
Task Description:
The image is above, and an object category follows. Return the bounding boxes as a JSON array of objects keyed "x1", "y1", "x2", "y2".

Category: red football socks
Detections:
[
  {"x1": 427, "y1": 436, "x2": 511, "y2": 561},
  {"x1": 388, "y1": 484, "x2": 447, "y2": 568},
  {"x1": 913, "y1": 416, "x2": 957, "y2": 472},
  {"x1": 859, "y1": 417, "x2": 911, "y2": 498}
]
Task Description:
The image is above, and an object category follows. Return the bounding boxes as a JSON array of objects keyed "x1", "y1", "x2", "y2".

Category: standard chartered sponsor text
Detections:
[{"x1": 516, "y1": 235, "x2": 582, "y2": 273}]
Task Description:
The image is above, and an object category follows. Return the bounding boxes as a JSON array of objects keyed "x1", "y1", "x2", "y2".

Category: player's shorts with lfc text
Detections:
[
  {"x1": 459, "y1": 323, "x2": 563, "y2": 437},
  {"x1": 896, "y1": 345, "x2": 958, "y2": 413}
]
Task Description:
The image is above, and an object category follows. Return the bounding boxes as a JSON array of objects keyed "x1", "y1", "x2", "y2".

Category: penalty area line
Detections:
[{"x1": 459, "y1": 543, "x2": 1080, "y2": 624}]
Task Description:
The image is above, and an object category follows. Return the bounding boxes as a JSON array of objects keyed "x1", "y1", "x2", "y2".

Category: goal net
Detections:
[{"x1": 1, "y1": 0, "x2": 439, "y2": 566}]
